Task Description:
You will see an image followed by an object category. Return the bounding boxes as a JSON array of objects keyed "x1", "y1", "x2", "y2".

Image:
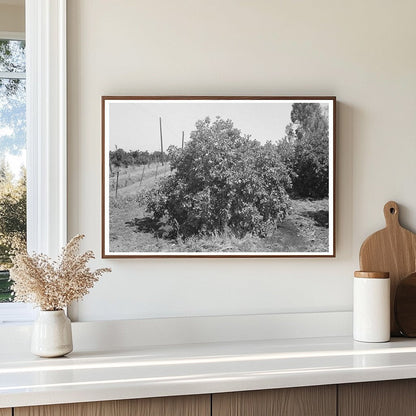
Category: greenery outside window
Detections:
[{"x1": 0, "y1": 35, "x2": 26, "y2": 305}]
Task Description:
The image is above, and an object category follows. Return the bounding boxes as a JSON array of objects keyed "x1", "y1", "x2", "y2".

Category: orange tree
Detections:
[{"x1": 146, "y1": 117, "x2": 292, "y2": 238}]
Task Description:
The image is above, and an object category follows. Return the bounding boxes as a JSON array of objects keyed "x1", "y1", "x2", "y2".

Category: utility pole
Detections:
[
  {"x1": 159, "y1": 117, "x2": 164, "y2": 166},
  {"x1": 182, "y1": 131, "x2": 184, "y2": 149}
]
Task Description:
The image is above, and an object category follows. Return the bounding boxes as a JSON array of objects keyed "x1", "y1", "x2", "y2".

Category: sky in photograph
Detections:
[{"x1": 108, "y1": 100, "x2": 296, "y2": 152}]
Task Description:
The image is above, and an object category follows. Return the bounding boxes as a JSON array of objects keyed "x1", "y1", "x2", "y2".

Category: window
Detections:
[
  {"x1": 0, "y1": 32, "x2": 34, "y2": 322},
  {"x1": 0, "y1": 1, "x2": 67, "y2": 324},
  {"x1": 0, "y1": 35, "x2": 26, "y2": 302},
  {"x1": 0, "y1": 33, "x2": 33, "y2": 323}
]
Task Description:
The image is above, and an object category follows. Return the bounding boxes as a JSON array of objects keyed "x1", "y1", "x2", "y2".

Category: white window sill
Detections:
[{"x1": 0, "y1": 303, "x2": 36, "y2": 324}]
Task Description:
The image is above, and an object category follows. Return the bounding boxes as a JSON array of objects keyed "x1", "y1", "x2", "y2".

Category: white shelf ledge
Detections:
[{"x1": 2, "y1": 335, "x2": 416, "y2": 408}]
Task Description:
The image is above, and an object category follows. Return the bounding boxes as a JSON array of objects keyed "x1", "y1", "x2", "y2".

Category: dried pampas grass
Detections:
[{"x1": 10, "y1": 234, "x2": 111, "y2": 311}]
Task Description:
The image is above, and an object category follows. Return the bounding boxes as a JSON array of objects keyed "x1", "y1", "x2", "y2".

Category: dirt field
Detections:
[{"x1": 108, "y1": 164, "x2": 330, "y2": 253}]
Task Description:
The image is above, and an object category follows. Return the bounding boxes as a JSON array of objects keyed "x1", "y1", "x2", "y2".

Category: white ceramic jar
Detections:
[
  {"x1": 31, "y1": 310, "x2": 73, "y2": 357},
  {"x1": 353, "y1": 271, "x2": 390, "y2": 343}
]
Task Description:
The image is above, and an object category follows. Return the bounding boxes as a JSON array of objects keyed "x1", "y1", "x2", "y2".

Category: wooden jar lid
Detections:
[{"x1": 354, "y1": 271, "x2": 390, "y2": 279}]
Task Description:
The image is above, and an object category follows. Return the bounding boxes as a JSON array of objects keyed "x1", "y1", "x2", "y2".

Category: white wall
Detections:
[{"x1": 67, "y1": 0, "x2": 416, "y2": 322}]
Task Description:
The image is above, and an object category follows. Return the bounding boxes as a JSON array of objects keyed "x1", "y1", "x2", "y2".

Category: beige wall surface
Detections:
[
  {"x1": 0, "y1": 4, "x2": 24, "y2": 33},
  {"x1": 67, "y1": 0, "x2": 416, "y2": 321}
]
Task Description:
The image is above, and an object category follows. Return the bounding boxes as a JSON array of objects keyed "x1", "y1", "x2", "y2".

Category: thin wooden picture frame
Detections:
[{"x1": 102, "y1": 96, "x2": 336, "y2": 258}]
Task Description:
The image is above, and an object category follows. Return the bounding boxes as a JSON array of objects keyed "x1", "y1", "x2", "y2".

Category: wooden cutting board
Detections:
[{"x1": 359, "y1": 201, "x2": 416, "y2": 336}]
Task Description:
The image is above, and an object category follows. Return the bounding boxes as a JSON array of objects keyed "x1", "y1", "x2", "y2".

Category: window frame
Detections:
[
  {"x1": 0, "y1": 0, "x2": 67, "y2": 323},
  {"x1": 26, "y1": 0, "x2": 67, "y2": 257},
  {"x1": 0, "y1": 31, "x2": 31, "y2": 321}
]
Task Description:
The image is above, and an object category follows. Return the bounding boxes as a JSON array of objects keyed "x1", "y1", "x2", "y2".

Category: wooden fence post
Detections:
[
  {"x1": 140, "y1": 165, "x2": 145, "y2": 185},
  {"x1": 115, "y1": 171, "x2": 119, "y2": 199}
]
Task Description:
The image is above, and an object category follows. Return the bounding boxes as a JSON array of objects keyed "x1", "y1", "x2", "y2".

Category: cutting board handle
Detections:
[{"x1": 384, "y1": 201, "x2": 400, "y2": 228}]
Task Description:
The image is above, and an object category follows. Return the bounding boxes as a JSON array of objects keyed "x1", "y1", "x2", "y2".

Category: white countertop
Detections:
[{"x1": 2, "y1": 336, "x2": 416, "y2": 408}]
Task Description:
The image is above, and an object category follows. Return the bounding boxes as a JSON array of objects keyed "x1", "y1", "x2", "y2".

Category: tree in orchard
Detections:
[
  {"x1": 279, "y1": 103, "x2": 329, "y2": 199},
  {"x1": 145, "y1": 117, "x2": 292, "y2": 238}
]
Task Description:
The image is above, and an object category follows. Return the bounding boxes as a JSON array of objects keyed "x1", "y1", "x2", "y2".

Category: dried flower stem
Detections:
[{"x1": 10, "y1": 235, "x2": 111, "y2": 310}]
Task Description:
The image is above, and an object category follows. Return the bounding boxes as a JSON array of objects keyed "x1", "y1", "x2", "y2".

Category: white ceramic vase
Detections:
[{"x1": 31, "y1": 310, "x2": 73, "y2": 357}]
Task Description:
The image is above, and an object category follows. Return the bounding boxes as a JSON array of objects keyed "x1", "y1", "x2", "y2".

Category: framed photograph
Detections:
[{"x1": 102, "y1": 96, "x2": 336, "y2": 258}]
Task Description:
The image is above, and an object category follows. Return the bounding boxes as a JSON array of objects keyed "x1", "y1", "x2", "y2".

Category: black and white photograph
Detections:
[{"x1": 102, "y1": 97, "x2": 335, "y2": 257}]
